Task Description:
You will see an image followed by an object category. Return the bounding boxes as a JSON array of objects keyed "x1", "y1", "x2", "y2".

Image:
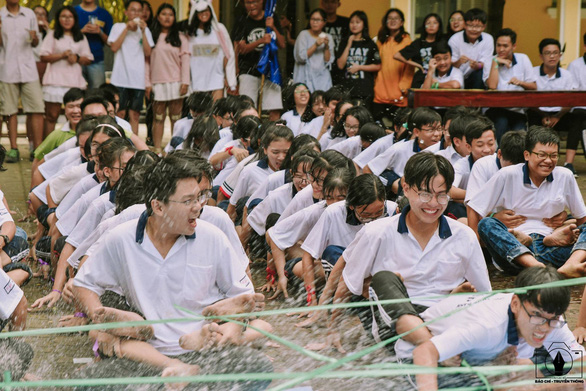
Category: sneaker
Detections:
[
  {"x1": 564, "y1": 162, "x2": 578, "y2": 177},
  {"x1": 5, "y1": 148, "x2": 19, "y2": 163}
]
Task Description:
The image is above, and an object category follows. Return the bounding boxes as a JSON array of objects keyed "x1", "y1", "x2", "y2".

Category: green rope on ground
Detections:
[{"x1": 461, "y1": 359, "x2": 492, "y2": 391}]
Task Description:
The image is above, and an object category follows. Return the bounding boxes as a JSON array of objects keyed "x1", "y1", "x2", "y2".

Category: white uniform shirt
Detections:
[
  {"x1": 448, "y1": 31, "x2": 493, "y2": 79},
  {"x1": 49, "y1": 162, "x2": 91, "y2": 204},
  {"x1": 465, "y1": 154, "x2": 500, "y2": 204},
  {"x1": 229, "y1": 158, "x2": 274, "y2": 205},
  {"x1": 56, "y1": 174, "x2": 99, "y2": 219},
  {"x1": 367, "y1": 138, "x2": 435, "y2": 176},
  {"x1": 300, "y1": 116, "x2": 325, "y2": 139},
  {"x1": 278, "y1": 184, "x2": 316, "y2": 222},
  {"x1": 435, "y1": 144, "x2": 466, "y2": 167},
  {"x1": 74, "y1": 214, "x2": 253, "y2": 356},
  {"x1": 342, "y1": 206, "x2": 491, "y2": 306},
  {"x1": 66, "y1": 191, "x2": 114, "y2": 248},
  {"x1": 268, "y1": 201, "x2": 328, "y2": 251},
  {"x1": 533, "y1": 65, "x2": 577, "y2": 112},
  {"x1": 568, "y1": 55, "x2": 586, "y2": 111},
  {"x1": 353, "y1": 133, "x2": 395, "y2": 169},
  {"x1": 248, "y1": 183, "x2": 295, "y2": 235},
  {"x1": 246, "y1": 170, "x2": 288, "y2": 208},
  {"x1": 0, "y1": 268, "x2": 23, "y2": 320},
  {"x1": 56, "y1": 182, "x2": 105, "y2": 236},
  {"x1": 212, "y1": 139, "x2": 245, "y2": 187},
  {"x1": 468, "y1": 163, "x2": 586, "y2": 236},
  {"x1": 281, "y1": 110, "x2": 303, "y2": 136},
  {"x1": 453, "y1": 154, "x2": 476, "y2": 189},
  {"x1": 220, "y1": 154, "x2": 256, "y2": 199},
  {"x1": 434, "y1": 66, "x2": 464, "y2": 88},
  {"x1": 328, "y1": 136, "x2": 362, "y2": 159},
  {"x1": 164, "y1": 117, "x2": 193, "y2": 154},
  {"x1": 0, "y1": 190, "x2": 13, "y2": 227},
  {"x1": 44, "y1": 136, "x2": 77, "y2": 161},
  {"x1": 38, "y1": 147, "x2": 80, "y2": 179}
]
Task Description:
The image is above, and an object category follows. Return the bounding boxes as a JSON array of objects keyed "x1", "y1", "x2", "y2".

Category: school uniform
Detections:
[
  {"x1": 229, "y1": 157, "x2": 274, "y2": 206},
  {"x1": 281, "y1": 109, "x2": 304, "y2": 136},
  {"x1": 353, "y1": 133, "x2": 395, "y2": 169},
  {"x1": 49, "y1": 162, "x2": 93, "y2": 205},
  {"x1": 278, "y1": 184, "x2": 317, "y2": 222},
  {"x1": 55, "y1": 181, "x2": 107, "y2": 237},
  {"x1": 38, "y1": 147, "x2": 81, "y2": 180},
  {"x1": 44, "y1": 136, "x2": 77, "y2": 161},
  {"x1": 328, "y1": 135, "x2": 362, "y2": 159},
  {"x1": 448, "y1": 31, "x2": 493, "y2": 88},
  {"x1": 164, "y1": 117, "x2": 193, "y2": 154},
  {"x1": 248, "y1": 183, "x2": 296, "y2": 236},
  {"x1": 469, "y1": 163, "x2": 586, "y2": 273},
  {"x1": 219, "y1": 154, "x2": 256, "y2": 199},
  {"x1": 268, "y1": 200, "x2": 328, "y2": 251},
  {"x1": 434, "y1": 66, "x2": 464, "y2": 88},
  {"x1": 55, "y1": 173, "x2": 99, "y2": 220},
  {"x1": 74, "y1": 212, "x2": 253, "y2": 356},
  {"x1": 212, "y1": 139, "x2": 246, "y2": 187},
  {"x1": 435, "y1": 144, "x2": 465, "y2": 167},
  {"x1": 65, "y1": 190, "x2": 115, "y2": 249},
  {"x1": 464, "y1": 153, "x2": 500, "y2": 204},
  {"x1": 300, "y1": 116, "x2": 325, "y2": 139},
  {"x1": 246, "y1": 170, "x2": 289, "y2": 208},
  {"x1": 0, "y1": 267, "x2": 23, "y2": 321},
  {"x1": 453, "y1": 154, "x2": 477, "y2": 189}
]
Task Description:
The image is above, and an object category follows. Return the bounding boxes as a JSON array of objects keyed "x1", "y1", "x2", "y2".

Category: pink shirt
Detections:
[
  {"x1": 40, "y1": 31, "x2": 93, "y2": 88},
  {"x1": 145, "y1": 32, "x2": 190, "y2": 87},
  {"x1": 0, "y1": 6, "x2": 39, "y2": 83}
]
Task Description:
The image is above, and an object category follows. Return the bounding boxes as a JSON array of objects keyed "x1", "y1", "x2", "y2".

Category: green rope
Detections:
[{"x1": 461, "y1": 359, "x2": 492, "y2": 391}]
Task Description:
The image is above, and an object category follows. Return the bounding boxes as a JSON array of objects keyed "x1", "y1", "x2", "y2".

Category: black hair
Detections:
[
  {"x1": 403, "y1": 153, "x2": 454, "y2": 192},
  {"x1": 323, "y1": 86, "x2": 348, "y2": 105},
  {"x1": 448, "y1": 115, "x2": 469, "y2": 141},
  {"x1": 81, "y1": 95, "x2": 109, "y2": 116},
  {"x1": 99, "y1": 83, "x2": 120, "y2": 97},
  {"x1": 525, "y1": 125, "x2": 560, "y2": 153},
  {"x1": 500, "y1": 130, "x2": 526, "y2": 165},
  {"x1": 248, "y1": 119, "x2": 267, "y2": 156},
  {"x1": 346, "y1": 174, "x2": 386, "y2": 208},
  {"x1": 76, "y1": 117, "x2": 100, "y2": 139},
  {"x1": 378, "y1": 8, "x2": 407, "y2": 44},
  {"x1": 261, "y1": 124, "x2": 294, "y2": 150},
  {"x1": 539, "y1": 38, "x2": 561, "y2": 54},
  {"x1": 143, "y1": 1, "x2": 154, "y2": 25},
  {"x1": 237, "y1": 94, "x2": 255, "y2": 108},
  {"x1": 359, "y1": 123, "x2": 386, "y2": 145},
  {"x1": 54, "y1": 6, "x2": 84, "y2": 42},
  {"x1": 284, "y1": 83, "x2": 311, "y2": 112},
  {"x1": 97, "y1": 137, "x2": 136, "y2": 186},
  {"x1": 393, "y1": 107, "x2": 412, "y2": 140},
  {"x1": 464, "y1": 8, "x2": 487, "y2": 24},
  {"x1": 33, "y1": 6, "x2": 49, "y2": 38},
  {"x1": 331, "y1": 106, "x2": 373, "y2": 139},
  {"x1": 144, "y1": 153, "x2": 206, "y2": 215},
  {"x1": 515, "y1": 266, "x2": 570, "y2": 315},
  {"x1": 151, "y1": 3, "x2": 182, "y2": 47},
  {"x1": 290, "y1": 150, "x2": 318, "y2": 177},
  {"x1": 464, "y1": 115, "x2": 495, "y2": 143},
  {"x1": 94, "y1": 115, "x2": 125, "y2": 136},
  {"x1": 124, "y1": 0, "x2": 142, "y2": 10},
  {"x1": 442, "y1": 106, "x2": 471, "y2": 126},
  {"x1": 63, "y1": 88, "x2": 85, "y2": 105},
  {"x1": 311, "y1": 149, "x2": 353, "y2": 180},
  {"x1": 183, "y1": 115, "x2": 220, "y2": 154},
  {"x1": 304, "y1": 90, "x2": 325, "y2": 123},
  {"x1": 186, "y1": 92, "x2": 214, "y2": 114},
  {"x1": 232, "y1": 115, "x2": 261, "y2": 140},
  {"x1": 447, "y1": 10, "x2": 464, "y2": 36},
  {"x1": 323, "y1": 167, "x2": 354, "y2": 200},
  {"x1": 169, "y1": 149, "x2": 215, "y2": 184},
  {"x1": 431, "y1": 41, "x2": 452, "y2": 57},
  {"x1": 309, "y1": 8, "x2": 327, "y2": 24},
  {"x1": 408, "y1": 107, "x2": 442, "y2": 132},
  {"x1": 114, "y1": 151, "x2": 160, "y2": 213},
  {"x1": 212, "y1": 97, "x2": 238, "y2": 118},
  {"x1": 282, "y1": 134, "x2": 321, "y2": 170},
  {"x1": 495, "y1": 28, "x2": 517, "y2": 45},
  {"x1": 187, "y1": 5, "x2": 212, "y2": 36},
  {"x1": 347, "y1": 10, "x2": 371, "y2": 41},
  {"x1": 420, "y1": 13, "x2": 443, "y2": 41}
]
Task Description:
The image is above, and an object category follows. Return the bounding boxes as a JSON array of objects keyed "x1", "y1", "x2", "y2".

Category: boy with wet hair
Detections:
[{"x1": 410, "y1": 266, "x2": 581, "y2": 391}]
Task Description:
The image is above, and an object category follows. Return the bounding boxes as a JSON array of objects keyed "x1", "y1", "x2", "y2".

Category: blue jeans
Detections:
[
  {"x1": 478, "y1": 217, "x2": 586, "y2": 275},
  {"x1": 486, "y1": 108, "x2": 527, "y2": 144},
  {"x1": 82, "y1": 61, "x2": 105, "y2": 90},
  {"x1": 5, "y1": 227, "x2": 29, "y2": 262}
]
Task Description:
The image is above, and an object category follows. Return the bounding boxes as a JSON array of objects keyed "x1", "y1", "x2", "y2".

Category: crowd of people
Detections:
[{"x1": 1, "y1": 0, "x2": 586, "y2": 389}]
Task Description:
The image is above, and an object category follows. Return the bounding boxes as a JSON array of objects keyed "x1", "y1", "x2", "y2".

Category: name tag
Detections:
[{"x1": 192, "y1": 44, "x2": 219, "y2": 57}]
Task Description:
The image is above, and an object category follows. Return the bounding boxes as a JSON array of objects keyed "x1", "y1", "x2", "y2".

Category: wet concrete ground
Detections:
[{"x1": 3, "y1": 124, "x2": 586, "y2": 390}]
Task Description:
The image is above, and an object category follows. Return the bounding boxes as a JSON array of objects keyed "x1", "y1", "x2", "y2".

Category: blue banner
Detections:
[{"x1": 256, "y1": 0, "x2": 281, "y2": 85}]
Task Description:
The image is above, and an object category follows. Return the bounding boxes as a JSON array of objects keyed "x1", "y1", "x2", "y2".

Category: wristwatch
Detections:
[{"x1": 0, "y1": 234, "x2": 10, "y2": 246}]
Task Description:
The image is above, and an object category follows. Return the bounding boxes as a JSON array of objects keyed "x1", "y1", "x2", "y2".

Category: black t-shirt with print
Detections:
[
  {"x1": 324, "y1": 15, "x2": 349, "y2": 85},
  {"x1": 232, "y1": 14, "x2": 282, "y2": 77},
  {"x1": 336, "y1": 38, "x2": 381, "y2": 98},
  {"x1": 399, "y1": 38, "x2": 446, "y2": 88}
]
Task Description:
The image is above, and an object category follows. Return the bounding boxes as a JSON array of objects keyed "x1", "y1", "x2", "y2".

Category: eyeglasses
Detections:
[
  {"x1": 168, "y1": 190, "x2": 212, "y2": 207},
  {"x1": 109, "y1": 166, "x2": 125, "y2": 172},
  {"x1": 387, "y1": 17, "x2": 402, "y2": 22},
  {"x1": 344, "y1": 123, "x2": 360, "y2": 131},
  {"x1": 415, "y1": 190, "x2": 450, "y2": 205},
  {"x1": 542, "y1": 51, "x2": 561, "y2": 57},
  {"x1": 354, "y1": 204, "x2": 385, "y2": 222},
  {"x1": 310, "y1": 173, "x2": 326, "y2": 186},
  {"x1": 449, "y1": 17, "x2": 464, "y2": 23},
  {"x1": 420, "y1": 126, "x2": 443, "y2": 133},
  {"x1": 293, "y1": 172, "x2": 311, "y2": 183},
  {"x1": 520, "y1": 301, "x2": 566, "y2": 329},
  {"x1": 531, "y1": 151, "x2": 559, "y2": 161},
  {"x1": 465, "y1": 23, "x2": 484, "y2": 30},
  {"x1": 294, "y1": 89, "x2": 310, "y2": 95}
]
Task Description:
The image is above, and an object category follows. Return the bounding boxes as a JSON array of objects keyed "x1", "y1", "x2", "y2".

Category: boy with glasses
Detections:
[
  {"x1": 468, "y1": 126, "x2": 586, "y2": 277},
  {"x1": 447, "y1": 8, "x2": 493, "y2": 89}
]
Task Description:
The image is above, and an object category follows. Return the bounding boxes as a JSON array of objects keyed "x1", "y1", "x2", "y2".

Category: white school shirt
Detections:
[
  {"x1": 246, "y1": 170, "x2": 288, "y2": 208},
  {"x1": 229, "y1": 158, "x2": 274, "y2": 205},
  {"x1": 74, "y1": 214, "x2": 253, "y2": 356},
  {"x1": 220, "y1": 154, "x2": 256, "y2": 198},
  {"x1": 268, "y1": 200, "x2": 328, "y2": 251},
  {"x1": 533, "y1": 65, "x2": 577, "y2": 112},
  {"x1": 278, "y1": 184, "x2": 316, "y2": 222},
  {"x1": 0, "y1": 190, "x2": 13, "y2": 227},
  {"x1": 212, "y1": 139, "x2": 245, "y2": 187},
  {"x1": 66, "y1": 191, "x2": 114, "y2": 248},
  {"x1": 302, "y1": 200, "x2": 397, "y2": 260},
  {"x1": 435, "y1": 144, "x2": 466, "y2": 167},
  {"x1": 164, "y1": 117, "x2": 193, "y2": 154},
  {"x1": 448, "y1": 31, "x2": 493, "y2": 80},
  {"x1": 49, "y1": 162, "x2": 91, "y2": 204},
  {"x1": 468, "y1": 163, "x2": 586, "y2": 236},
  {"x1": 0, "y1": 268, "x2": 23, "y2": 320},
  {"x1": 38, "y1": 147, "x2": 80, "y2": 179},
  {"x1": 44, "y1": 136, "x2": 77, "y2": 161},
  {"x1": 486, "y1": 54, "x2": 535, "y2": 114},
  {"x1": 353, "y1": 133, "x2": 395, "y2": 169},
  {"x1": 342, "y1": 206, "x2": 491, "y2": 306},
  {"x1": 328, "y1": 136, "x2": 362, "y2": 159},
  {"x1": 465, "y1": 154, "x2": 500, "y2": 204},
  {"x1": 434, "y1": 66, "x2": 464, "y2": 88},
  {"x1": 248, "y1": 183, "x2": 296, "y2": 236},
  {"x1": 300, "y1": 116, "x2": 325, "y2": 139},
  {"x1": 218, "y1": 127, "x2": 232, "y2": 139},
  {"x1": 33, "y1": 157, "x2": 85, "y2": 205},
  {"x1": 209, "y1": 130, "x2": 233, "y2": 160},
  {"x1": 367, "y1": 138, "x2": 433, "y2": 176},
  {"x1": 568, "y1": 55, "x2": 586, "y2": 111},
  {"x1": 395, "y1": 293, "x2": 584, "y2": 364},
  {"x1": 281, "y1": 110, "x2": 303, "y2": 136},
  {"x1": 453, "y1": 154, "x2": 476, "y2": 189},
  {"x1": 107, "y1": 23, "x2": 155, "y2": 89},
  {"x1": 56, "y1": 182, "x2": 105, "y2": 236},
  {"x1": 56, "y1": 174, "x2": 100, "y2": 219}
]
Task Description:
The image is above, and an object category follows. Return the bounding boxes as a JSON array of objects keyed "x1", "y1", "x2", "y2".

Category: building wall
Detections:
[{"x1": 337, "y1": 0, "x2": 394, "y2": 38}]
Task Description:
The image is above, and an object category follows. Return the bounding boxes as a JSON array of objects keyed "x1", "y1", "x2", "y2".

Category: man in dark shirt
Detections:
[{"x1": 321, "y1": 0, "x2": 349, "y2": 85}]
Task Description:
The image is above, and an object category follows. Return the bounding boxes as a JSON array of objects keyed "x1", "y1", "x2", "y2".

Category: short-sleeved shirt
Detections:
[
  {"x1": 246, "y1": 169, "x2": 288, "y2": 208},
  {"x1": 367, "y1": 138, "x2": 436, "y2": 176},
  {"x1": 229, "y1": 158, "x2": 274, "y2": 205},
  {"x1": 75, "y1": 5, "x2": 113, "y2": 63},
  {"x1": 399, "y1": 38, "x2": 444, "y2": 88},
  {"x1": 568, "y1": 55, "x2": 586, "y2": 111},
  {"x1": 231, "y1": 14, "x2": 282, "y2": 77},
  {"x1": 533, "y1": 65, "x2": 577, "y2": 112},
  {"x1": 107, "y1": 23, "x2": 155, "y2": 89},
  {"x1": 468, "y1": 163, "x2": 586, "y2": 236},
  {"x1": 278, "y1": 184, "x2": 316, "y2": 222},
  {"x1": 268, "y1": 200, "x2": 327, "y2": 251},
  {"x1": 336, "y1": 38, "x2": 380, "y2": 97},
  {"x1": 435, "y1": 144, "x2": 465, "y2": 167},
  {"x1": 353, "y1": 133, "x2": 394, "y2": 169},
  {"x1": 0, "y1": 6, "x2": 39, "y2": 83},
  {"x1": 453, "y1": 154, "x2": 476, "y2": 189},
  {"x1": 0, "y1": 268, "x2": 23, "y2": 320},
  {"x1": 56, "y1": 173, "x2": 99, "y2": 220},
  {"x1": 74, "y1": 213, "x2": 253, "y2": 356},
  {"x1": 66, "y1": 190, "x2": 114, "y2": 248},
  {"x1": 328, "y1": 135, "x2": 362, "y2": 159},
  {"x1": 434, "y1": 66, "x2": 464, "y2": 89},
  {"x1": 342, "y1": 206, "x2": 491, "y2": 306},
  {"x1": 248, "y1": 182, "x2": 296, "y2": 235},
  {"x1": 34, "y1": 122, "x2": 75, "y2": 161},
  {"x1": 40, "y1": 31, "x2": 93, "y2": 88},
  {"x1": 0, "y1": 190, "x2": 13, "y2": 228},
  {"x1": 464, "y1": 154, "x2": 500, "y2": 204},
  {"x1": 448, "y1": 31, "x2": 493, "y2": 80},
  {"x1": 487, "y1": 53, "x2": 536, "y2": 113}
]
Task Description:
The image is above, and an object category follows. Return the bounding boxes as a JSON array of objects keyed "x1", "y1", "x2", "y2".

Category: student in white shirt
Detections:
[
  {"x1": 448, "y1": 8, "x2": 493, "y2": 89},
  {"x1": 107, "y1": 0, "x2": 155, "y2": 134},
  {"x1": 530, "y1": 38, "x2": 579, "y2": 175},
  {"x1": 412, "y1": 267, "x2": 582, "y2": 391},
  {"x1": 73, "y1": 153, "x2": 273, "y2": 387},
  {"x1": 485, "y1": 28, "x2": 537, "y2": 143},
  {"x1": 468, "y1": 127, "x2": 586, "y2": 277},
  {"x1": 567, "y1": 34, "x2": 586, "y2": 174},
  {"x1": 181, "y1": 115, "x2": 219, "y2": 160},
  {"x1": 328, "y1": 122, "x2": 386, "y2": 160},
  {"x1": 281, "y1": 83, "x2": 311, "y2": 135},
  {"x1": 318, "y1": 99, "x2": 354, "y2": 150},
  {"x1": 317, "y1": 152, "x2": 491, "y2": 352},
  {"x1": 300, "y1": 86, "x2": 346, "y2": 141},
  {"x1": 325, "y1": 106, "x2": 373, "y2": 149},
  {"x1": 421, "y1": 42, "x2": 464, "y2": 91},
  {"x1": 434, "y1": 106, "x2": 469, "y2": 167}
]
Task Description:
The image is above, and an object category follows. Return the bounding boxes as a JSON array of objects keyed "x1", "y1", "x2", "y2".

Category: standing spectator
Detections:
[
  {"x1": 142, "y1": 0, "x2": 155, "y2": 146},
  {"x1": 336, "y1": 10, "x2": 380, "y2": 105},
  {"x1": 186, "y1": 0, "x2": 236, "y2": 100},
  {"x1": 146, "y1": 4, "x2": 190, "y2": 153},
  {"x1": 107, "y1": 0, "x2": 155, "y2": 135},
  {"x1": 232, "y1": 0, "x2": 285, "y2": 121},
  {"x1": 447, "y1": 10, "x2": 464, "y2": 37},
  {"x1": 567, "y1": 33, "x2": 586, "y2": 172},
  {"x1": 33, "y1": 6, "x2": 50, "y2": 82},
  {"x1": 293, "y1": 8, "x2": 334, "y2": 93},
  {"x1": 40, "y1": 6, "x2": 93, "y2": 137},
  {"x1": 394, "y1": 13, "x2": 445, "y2": 88},
  {"x1": 0, "y1": 0, "x2": 44, "y2": 162},
  {"x1": 372, "y1": 8, "x2": 413, "y2": 123},
  {"x1": 320, "y1": 0, "x2": 349, "y2": 86},
  {"x1": 142, "y1": 1, "x2": 153, "y2": 27},
  {"x1": 75, "y1": 0, "x2": 113, "y2": 89}
]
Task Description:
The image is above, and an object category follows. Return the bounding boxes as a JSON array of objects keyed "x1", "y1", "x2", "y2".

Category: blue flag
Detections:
[{"x1": 256, "y1": 0, "x2": 281, "y2": 85}]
